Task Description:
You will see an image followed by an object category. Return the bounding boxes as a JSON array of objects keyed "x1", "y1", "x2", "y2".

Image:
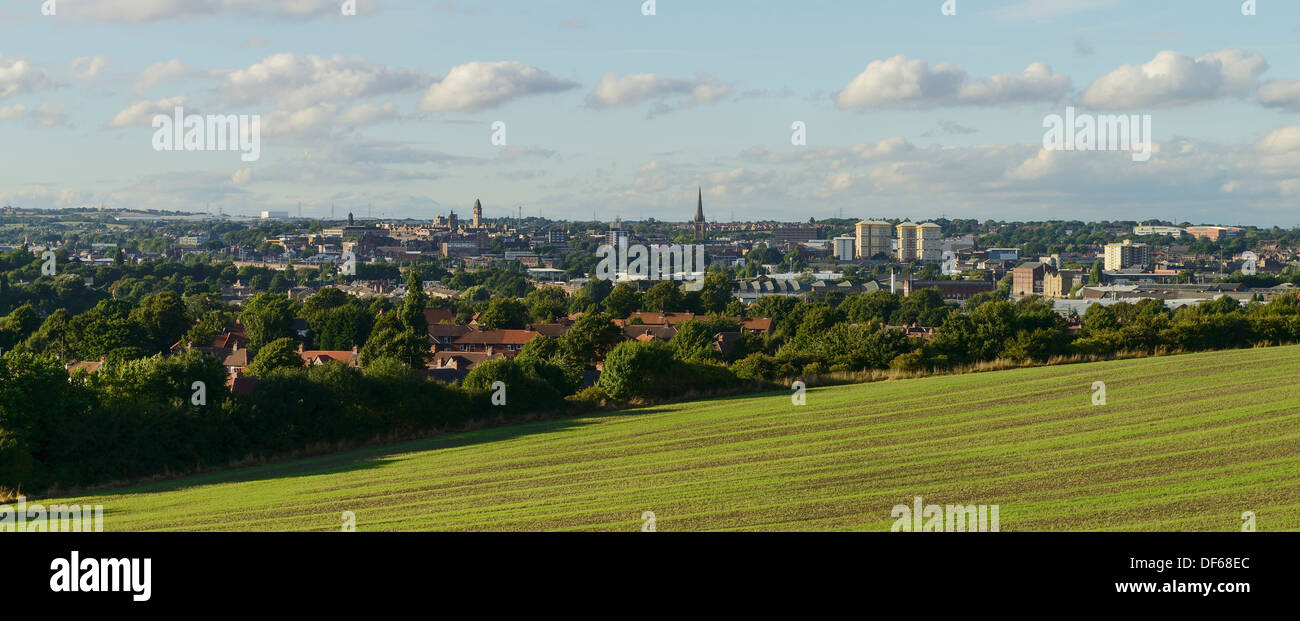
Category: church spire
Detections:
[{"x1": 693, "y1": 187, "x2": 707, "y2": 240}]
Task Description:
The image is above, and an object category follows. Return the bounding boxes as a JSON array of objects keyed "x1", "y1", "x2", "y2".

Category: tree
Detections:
[
  {"x1": 569, "y1": 278, "x2": 612, "y2": 314},
  {"x1": 477, "y1": 298, "x2": 530, "y2": 330},
  {"x1": 359, "y1": 326, "x2": 431, "y2": 368},
  {"x1": 400, "y1": 270, "x2": 428, "y2": 334},
  {"x1": 524, "y1": 286, "x2": 569, "y2": 323},
  {"x1": 130, "y1": 291, "x2": 190, "y2": 353},
  {"x1": 603, "y1": 282, "x2": 642, "y2": 318},
  {"x1": 559, "y1": 310, "x2": 622, "y2": 368},
  {"x1": 239, "y1": 292, "x2": 297, "y2": 351},
  {"x1": 670, "y1": 317, "x2": 739, "y2": 362},
  {"x1": 68, "y1": 299, "x2": 148, "y2": 360},
  {"x1": 840, "y1": 290, "x2": 900, "y2": 325},
  {"x1": 643, "y1": 280, "x2": 684, "y2": 312},
  {"x1": 1089, "y1": 260, "x2": 1104, "y2": 285},
  {"x1": 698, "y1": 271, "x2": 736, "y2": 314},
  {"x1": 246, "y1": 337, "x2": 303, "y2": 377},
  {"x1": 598, "y1": 340, "x2": 680, "y2": 400}
]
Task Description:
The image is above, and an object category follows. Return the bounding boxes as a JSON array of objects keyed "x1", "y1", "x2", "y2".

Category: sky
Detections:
[{"x1": 2, "y1": 0, "x2": 1300, "y2": 226}]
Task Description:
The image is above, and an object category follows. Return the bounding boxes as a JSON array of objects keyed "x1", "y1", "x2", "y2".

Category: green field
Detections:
[{"x1": 48, "y1": 345, "x2": 1300, "y2": 531}]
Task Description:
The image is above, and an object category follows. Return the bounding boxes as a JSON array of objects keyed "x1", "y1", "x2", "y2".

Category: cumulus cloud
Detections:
[
  {"x1": 69, "y1": 56, "x2": 110, "y2": 81},
  {"x1": 835, "y1": 56, "x2": 1070, "y2": 109},
  {"x1": 419, "y1": 61, "x2": 578, "y2": 113},
  {"x1": 0, "y1": 103, "x2": 67, "y2": 127},
  {"x1": 1256, "y1": 126, "x2": 1300, "y2": 153},
  {"x1": 0, "y1": 57, "x2": 52, "y2": 98},
  {"x1": 221, "y1": 54, "x2": 432, "y2": 110},
  {"x1": 1259, "y1": 78, "x2": 1300, "y2": 111},
  {"x1": 586, "y1": 72, "x2": 735, "y2": 117},
  {"x1": 109, "y1": 96, "x2": 189, "y2": 127},
  {"x1": 136, "y1": 59, "x2": 206, "y2": 92},
  {"x1": 338, "y1": 102, "x2": 399, "y2": 125},
  {"x1": 1081, "y1": 49, "x2": 1267, "y2": 108},
  {"x1": 29, "y1": 103, "x2": 69, "y2": 127}
]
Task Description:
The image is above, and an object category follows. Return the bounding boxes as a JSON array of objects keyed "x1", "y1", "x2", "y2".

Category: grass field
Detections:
[{"x1": 48, "y1": 345, "x2": 1300, "y2": 531}]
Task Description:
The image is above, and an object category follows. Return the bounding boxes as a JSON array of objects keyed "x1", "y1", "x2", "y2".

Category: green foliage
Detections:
[
  {"x1": 130, "y1": 291, "x2": 190, "y2": 353},
  {"x1": 603, "y1": 282, "x2": 642, "y2": 318},
  {"x1": 643, "y1": 280, "x2": 684, "y2": 312},
  {"x1": 524, "y1": 286, "x2": 570, "y2": 323},
  {"x1": 247, "y1": 337, "x2": 304, "y2": 377},
  {"x1": 559, "y1": 310, "x2": 621, "y2": 369},
  {"x1": 477, "y1": 297, "x2": 530, "y2": 330},
  {"x1": 239, "y1": 292, "x2": 298, "y2": 351},
  {"x1": 463, "y1": 357, "x2": 564, "y2": 411},
  {"x1": 598, "y1": 340, "x2": 739, "y2": 400}
]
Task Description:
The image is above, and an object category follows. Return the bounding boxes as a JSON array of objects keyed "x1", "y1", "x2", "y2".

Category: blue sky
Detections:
[{"x1": 2, "y1": 0, "x2": 1300, "y2": 225}]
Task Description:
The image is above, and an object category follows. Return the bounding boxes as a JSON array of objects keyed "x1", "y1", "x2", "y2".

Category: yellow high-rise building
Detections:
[
  {"x1": 855, "y1": 220, "x2": 891, "y2": 260},
  {"x1": 895, "y1": 222, "x2": 919, "y2": 261},
  {"x1": 918, "y1": 222, "x2": 942, "y2": 262}
]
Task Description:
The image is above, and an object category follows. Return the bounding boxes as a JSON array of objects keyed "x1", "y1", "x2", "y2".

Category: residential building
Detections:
[
  {"x1": 833, "y1": 236, "x2": 856, "y2": 261},
  {"x1": 854, "y1": 220, "x2": 892, "y2": 260},
  {"x1": 1104, "y1": 240, "x2": 1151, "y2": 271},
  {"x1": 918, "y1": 222, "x2": 942, "y2": 262},
  {"x1": 896, "y1": 222, "x2": 919, "y2": 261}
]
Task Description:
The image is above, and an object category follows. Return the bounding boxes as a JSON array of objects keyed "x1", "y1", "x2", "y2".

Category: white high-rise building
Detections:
[{"x1": 833, "y1": 236, "x2": 856, "y2": 261}]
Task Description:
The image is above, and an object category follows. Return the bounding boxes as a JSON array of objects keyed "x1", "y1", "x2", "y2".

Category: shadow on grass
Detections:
[{"x1": 89, "y1": 406, "x2": 677, "y2": 499}]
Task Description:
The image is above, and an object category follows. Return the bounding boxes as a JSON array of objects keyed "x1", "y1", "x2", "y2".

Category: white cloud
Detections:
[
  {"x1": 1256, "y1": 126, "x2": 1300, "y2": 154},
  {"x1": 419, "y1": 61, "x2": 578, "y2": 113},
  {"x1": 586, "y1": 72, "x2": 735, "y2": 116},
  {"x1": 29, "y1": 103, "x2": 69, "y2": 127},
  {"x1": 69, "y1": 56, "x2": 110, "y2": 81},
  {"x1": 0, "y1": 57, "x2": 52, "y2": 98},
  {"x1": 136, "y1": 59, "x2": 204, "y2": 92},
  {"x1": 0, "y1": 104, "x2": 26, "y2": 120},
  {"x1": 109, "y1": 96, "x2": 189, "y2": 127},
  {"x1": 338, "y1": 102, "x2": 399, "y2": 125},
  {"x1": 1081, "y1": 49, "x2": 1267, "y2": 108},
  {"x1": 221, "y1": 54, "x2": 431, "y2": 110},
  {"x1": 1259, "y1": 77, "x2": 1300, "y2": 111},
  {"x1": 835, "y1": 56, "x2": 1070, "y2": 109},
  {"x1": 586, "y1": 73, "x2": 694, "y2": 108}
]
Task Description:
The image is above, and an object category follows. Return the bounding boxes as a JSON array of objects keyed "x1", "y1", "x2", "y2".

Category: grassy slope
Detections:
[{"x1": 52, "y1": 345, "x2": 1300, "y2": 531}]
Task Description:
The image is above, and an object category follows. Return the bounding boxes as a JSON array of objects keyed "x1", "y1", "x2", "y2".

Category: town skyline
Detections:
[{"x1": 1, "y1": 1, "x2": 1300, "y2": 224}]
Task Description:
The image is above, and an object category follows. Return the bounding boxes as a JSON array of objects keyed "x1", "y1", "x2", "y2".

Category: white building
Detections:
[{"x1": 833, "y1": 236, "x2": 856, "y2": 261}]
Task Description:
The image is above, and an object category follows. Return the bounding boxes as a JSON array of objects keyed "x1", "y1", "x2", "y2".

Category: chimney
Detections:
[
  {"x1": 297, "y1": 343, "x2": 304, "y2": 353},
  {"x1": 352, "y1": 344, "x2": 359, "y2": 355}
]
